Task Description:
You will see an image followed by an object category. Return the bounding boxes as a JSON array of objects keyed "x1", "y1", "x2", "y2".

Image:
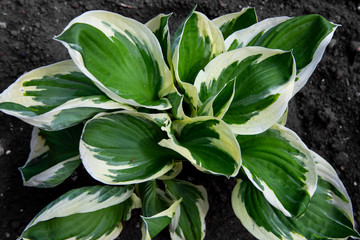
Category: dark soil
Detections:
[{"x1": 0, "y1": 0, "x2": 359, "y2": 239}]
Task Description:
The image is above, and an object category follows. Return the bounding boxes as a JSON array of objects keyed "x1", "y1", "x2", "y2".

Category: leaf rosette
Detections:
[{"x1": 0, "y1": 7, "x2": 358, "y2": 240}]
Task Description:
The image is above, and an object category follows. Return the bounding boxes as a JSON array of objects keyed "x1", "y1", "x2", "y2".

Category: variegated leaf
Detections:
[
  {"x1": 226, "y1": 15, "x2": 337, "y2": 95},
  {"x1": 236, "y1": 124, "x2": 317, "y2": 217},
  {"x1": 20, "y1": 185, "x2": 141, "y2": 240},
  {"x1": 212, "y1": 7, "x2": 257, "y2": 39},
  {"x1": 146, "y1": 13, "x2": 172, "y2": 67},
  {"x1": 164, "y1": 179, "x2": 209, "y2": 240},
  {"x1": 0, "y1": 60, "x2": 131, "y2": 131},
  {"x1": 197, "y1": 78, "x2": 236, "y2": 119},
  {"x1": 137, "y1": 180, "x2": 181, "y2": 240},
  {"x1": 80, "y1": 111, "x2": 179, "y2": 185},
  {"x1": 159, "y1": 116, "x2": 241, "y2": 178},
  {"x1": 194, "y1": 47, "x2": 296, "y2": 135},
  {"x1": 19, "y1": 124, "x2": 83, "y2": 188},
  {"x1": 171, "y1": 9, "x2": 225, "y2": 108},
  {"x1": 158, "y1": 162, "x2": 183, "y2": 180},
  {"x1": 55, "y1": 10, "x2": 173, "y2": 110},
  {"x1": 231, "y1": 153, "x2": 360, "y2": 240},
  {"x1": 166, "y1": 87, "x2": 186, "y2": 120},
  {"x1": 225, "y1": 17, "x2": 290, "y2": 50}
]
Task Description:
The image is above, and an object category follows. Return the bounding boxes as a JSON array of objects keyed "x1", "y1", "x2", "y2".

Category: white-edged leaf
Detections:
[
  {"x1": 80, "y1": 111, "x2": 179, "y2": 185},
  {"x1": 194, "y1": 47, "x2": 296, "y2": 135},
  {"x1": 158, "y1": 162, "x2": 183, "y2": 180},
  {"x1": 146, "y1": 13, "x2": 172, "y2": 67},
  {"x1": 236, "y1": 124, "x2": 317, "y2": 217},
  {"x1": 231, "y1": 154, "x2": 360, "y2": 240},
  {"x1": 212, "y1": 7, "x2": 257, "y2": 39},
  {"x1": 171, "y1": 9, "x2": 225, "y2": 108},
  {"x1": 224, "y1": 17, "x2": 290, "y2": 50},
  {"x1": 226, "y1": 15, "x2": 338, "y2": 95},
  {"x1": 55, "y1": 10, "x2": 173, "y2": 110},
  {"x1": 137, "y1": 180, "x2": 181, "y2": 240},
  {"x1": 0, "y1": 60, "x2": 131, "y2": 131},
  {"x1": 164, "y1": 179, "x2": 209, "y2": 240},
  {"x1": 159, "y1": 116, "x2": 241, "y2": 178},
  {"x1": 20, "y1": 185, "x2": 141, "y2": 240},
  {"x1": 19, "y1": 125, "x2": 83, "y2": 188},
  {"x1": 197, "y1": 78, "x2": 236, "y2": 119}
]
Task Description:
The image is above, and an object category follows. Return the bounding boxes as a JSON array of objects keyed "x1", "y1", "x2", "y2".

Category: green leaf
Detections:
[
  {"x1": 164, "y1": 179, "x2": 209, "y2": 240},
  {"x1": 224, "y1": 17, "x2": 290, "y2": 50},
  {"x1": 146, "y1": 13, "x2": 172, "y2": 67},
  {"x1": 55, "y1": 10, "x2": 173, "y2": 110},
  {"x1": 171, "y1": 10, "x2": 225, "y2": 109},
  {"x1": 137, "y1": 180, "x2": 181, "y2": 240},
  {"x1": 158, "y1": 162, "x2": 183, "y2": 180},
  {"x1": 231, "y1": 152, "x2": 360, "y2": 240},
  {"x1": 197, "y1": 78, "x2": 236, "y2": 119},
  {"x1": 19, "y1": 124, "x2": 83, "y2": 188},
  {"x1": 236, "y1": 124, "x2": 317, "y2": 218},
  {"x1": 212, "y1": 7, "x2": 257, "y2": 39},
  {"x1": 226, "y1": 15, "x2": 337, "y2": 95},
  {"x1": 172, "y1": 10, "x2": 225, "y2": 85},
  {"x1": 80, "y1": 111, "x2": 179, "y2": 185},
  {"x1": 166, "y1": 87, "x2": 187, "y2": 120},
  {"x1": 159, "y1": 116, "x2": 241, "y2": 178},
  {"x1": 21, "y1": 185, "x2": 141, "y2": 240},
  {"x1": 0, "y1": 60, "x2": 131, "y2": 131},
  {"x1": 194, "y1": 47, "x2": 296, "y2": 135}
]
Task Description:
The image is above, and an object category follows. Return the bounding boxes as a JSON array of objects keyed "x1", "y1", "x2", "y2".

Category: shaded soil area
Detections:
[{"x1": 0, "y1": 0, "x2": 359, "y2": 239}]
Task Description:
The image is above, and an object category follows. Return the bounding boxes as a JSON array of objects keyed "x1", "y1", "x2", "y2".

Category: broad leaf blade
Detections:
[
  {"x1": 19, "y1": 124, "x2": 83, "y2": 188},
  {"x1": 194, "y1": 47, "x2": 296, "y2": 135},
  {"x1": 146, "y1": 13, "x2": 172, "y2": 67},
  {"x1": 80, "y1": 111, "x2": 178, "y2": 185},
  {"x1": 231, "y1": 155, "x2": 360, "y2": 240},
  {"x1": 0, "y1": 60, "x2": 130, "y2": 131},
  {"x1": 55, "y1": 10, "x2": 173, "y2": 110},
  {"x1": 172, "y1": 10, "x2": 225, "y2": 85},
  {"x1": 159, "y1": 116, "x2": 241, "y2": 178},
  {"x1": 249, "y1": 15, "x2": 337, "y2": 95},
  {"x1": 21, "y1": 185, "x2": 141, "y2": 240},
  {"x1": 171, "y1": 10, "x2": 225, "y2": 109},
  {"x1": 236, "y1": 124, "x2": 317, "y2": 218},
  {"x1": 224, "y1": 17, "x2": 290, "y2": 50},
  {"x1": 212, "y1": 7, "x2": 257, "y2": 39},
  {"x1": 164, "y1": 179, "x2": 209, "y2": 240},
  {"x1": 226, "y1": 15, "x2": 337, "y2": 95},
  {"x1": 137, "y1": 180, "x2": 181, "y2": 240}
]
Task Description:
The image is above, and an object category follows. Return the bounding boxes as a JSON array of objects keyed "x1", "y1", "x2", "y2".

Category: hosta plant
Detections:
[{"x1": 0, "y1": 7, "x2": 359, "y2": 240}]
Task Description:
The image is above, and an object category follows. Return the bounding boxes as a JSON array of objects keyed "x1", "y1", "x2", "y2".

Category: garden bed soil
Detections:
[{"x1": 0, "y1": 0, "x2": 359, "y2": 239}]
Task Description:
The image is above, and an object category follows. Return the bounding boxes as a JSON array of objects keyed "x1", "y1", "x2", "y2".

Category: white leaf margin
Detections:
[
  {"x1": 242, "y1": 123, "x2": 317, "y2": 217},
  {"x1": 80, "y1": 111, "x2": 175, "y2": 185},
  {"x1": 55, "y1": 10, "x2": 173, "y2": 110}
]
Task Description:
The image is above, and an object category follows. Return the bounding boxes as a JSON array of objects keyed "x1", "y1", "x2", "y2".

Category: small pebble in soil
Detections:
[
  {"x1": 5, "y1": 232, "x2": 10, "y2": 238},
  {"x1": 328, "y1": 39, "x2": 337, "y2": 49},
  {"x1": 135, "y1": 222, "x2": 141, "y2": 228},
  {"x1": 5, "y1": 150, "x2": 11, "y2": 155},
  {"x1": 0, "y1": 22, "x2": 7, "y2": 29},
  {"x1": 354, "y1": 181, "x2": 358, "y2": 186}
]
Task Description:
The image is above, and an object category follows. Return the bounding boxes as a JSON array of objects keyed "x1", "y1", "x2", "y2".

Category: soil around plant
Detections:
[{"x1": 0, "y1": 0, "x2": 359, "y2": 239}]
